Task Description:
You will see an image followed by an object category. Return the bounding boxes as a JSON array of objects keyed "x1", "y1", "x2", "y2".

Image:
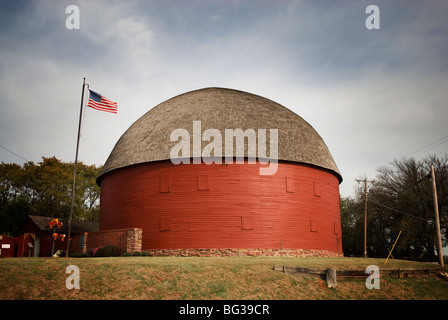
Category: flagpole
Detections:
[{"x1": 66, "y1": 77, "x2": 86, "y2": 258}]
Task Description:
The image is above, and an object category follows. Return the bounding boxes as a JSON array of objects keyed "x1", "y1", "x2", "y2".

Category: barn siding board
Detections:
[
  {"x1": 285, "y1": 176, "x2": 295, "y2": 193},
  {"x1": 99, "y1": 160, "x2": 342, "y2": 254},
  {"x1": 197, "y1": 174, "x2": 209, "y2": 191},
  {"x1": 160, "y1": 175, "x2": 170, "y2": 193}
]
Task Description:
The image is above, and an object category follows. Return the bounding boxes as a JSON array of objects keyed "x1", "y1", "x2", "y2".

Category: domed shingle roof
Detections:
[{"x1": 97, "y1": 87, "x2": 341, "y2": 184}]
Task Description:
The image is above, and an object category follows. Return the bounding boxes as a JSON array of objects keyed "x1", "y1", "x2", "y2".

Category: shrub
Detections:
[
  {"x1": 131, "y1": 251, "x2": 150, "y2": 256},
  {"x1": 69, "y1": 252, "x2": 89, "y2": 258},
  {"x1": 94, "y1": 245, "x2": 122, "y2": 257},
  {"x1": 92, "y1": 246, "x2": 102, "y2": 256}
]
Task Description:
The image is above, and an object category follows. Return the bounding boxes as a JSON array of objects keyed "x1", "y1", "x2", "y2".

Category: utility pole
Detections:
[
  {"x1": 430, "y1": 165, "x2": 444, "y2": 267},
  {"x1": 356, "y1": 178, "x2": 374, "y2": 258}
]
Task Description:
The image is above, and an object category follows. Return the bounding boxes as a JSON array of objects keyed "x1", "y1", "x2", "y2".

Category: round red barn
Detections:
[{"x1": 97, "y1": 88, "x2": 343, "y2": 256}]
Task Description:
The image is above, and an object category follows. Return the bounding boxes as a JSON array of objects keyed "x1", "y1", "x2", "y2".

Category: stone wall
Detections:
[{"x1": 144, "y1": 248, "x2": 343, "y2": 258}]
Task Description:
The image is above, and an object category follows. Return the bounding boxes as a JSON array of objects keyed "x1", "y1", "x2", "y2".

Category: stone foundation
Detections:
[{"x1": 144, "y1": 248, "x2": 343, "y2": 258}]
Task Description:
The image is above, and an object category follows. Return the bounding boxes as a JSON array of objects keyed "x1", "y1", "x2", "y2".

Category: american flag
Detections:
[{"x1": 87, "y1": 90, "x2": 118, "y2": 114}]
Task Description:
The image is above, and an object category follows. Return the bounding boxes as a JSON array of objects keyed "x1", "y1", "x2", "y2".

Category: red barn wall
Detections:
[
  {"x1": 37, "y1": 234, "x2": 66, "y2": 257},
  {"x1": 0, "y1": 236, "x2": 17, "y2": 257},
  {"x1": 0, "y1": 234, "x2": 38, "y2": 257},
  {"x1": 99, "y1": 160, "x2": 342, "y2": 254}
]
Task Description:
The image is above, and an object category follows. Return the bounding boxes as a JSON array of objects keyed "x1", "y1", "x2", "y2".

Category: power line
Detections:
[
  {"x1": 0, "y1": 144, "x2": 30, "y2": 162},
  {"x1": 367, "y1": 198, "x2": 428, "y2": 222},
  {"x1": 409, "y1": 135, "x2": 448, "y2": 158},
  {"x1": 409, "y1": 135, "x2": 448, "y2": 155}
]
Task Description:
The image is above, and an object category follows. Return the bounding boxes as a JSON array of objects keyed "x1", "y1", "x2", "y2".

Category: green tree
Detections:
[
  {"x1": 0, "y1": 163, "x2": 23, "y2": 210},
  {"x1": 76, "y1": 163, "x2": 102, "y2": 221},
  {"x1": 0, "y1": 157, "x2": 102, "y2": 234},
  {"x1": 0, "y1": 197, "x2": 31, "y2": 235},
  {"x1": 30, "y1": 157, "x2": 73, "y2": 218},
  {"x1": 340, "y1": 196, "x2": 364, "y2": 256}
]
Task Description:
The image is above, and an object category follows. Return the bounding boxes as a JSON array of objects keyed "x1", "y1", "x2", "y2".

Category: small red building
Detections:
[
  {"x1": 0, "y1": 235, "x2": 22, "y2": 258},
  {"x1": 97, "y1": 88, "x2": 343, "y2": 256},
  {"x1": 1, "y1": 215, "x2": 99, "y2": 257}
]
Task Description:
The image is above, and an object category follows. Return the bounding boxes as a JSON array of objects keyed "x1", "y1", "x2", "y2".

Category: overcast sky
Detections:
[{"x1": 0, "y1": 0, "x2": 447, "y2": 197}]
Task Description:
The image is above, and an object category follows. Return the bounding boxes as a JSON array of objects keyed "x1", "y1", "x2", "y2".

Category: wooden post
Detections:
[
  {"x1": 51, "y1": 228, "x2": 55, "y2": 256},
  {"x1": 356, "y1": 178, "x2": 374, "y2": 258},
  {"x1": 280, "y1": 240, "x2": 285, "y2": 273},
  {"x1": 326, "y1": 268, "x2": 337, "y2": 288},
  {"x1": 430, "y1": 165, "x2": 444, "y2": 267},
  {"x1": 363, "y1": 179, "x2": 367, "y2": 258}
]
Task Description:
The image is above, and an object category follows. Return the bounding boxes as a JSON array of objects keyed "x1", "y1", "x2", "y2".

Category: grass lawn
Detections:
[{"x1": 0, "y1": 256, "x2": 447, "y2": 300}]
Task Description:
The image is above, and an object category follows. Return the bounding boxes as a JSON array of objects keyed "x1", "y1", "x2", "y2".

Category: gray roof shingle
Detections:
[{"x1": 98, "y1": 87, "x2": 341, "y2": 184}]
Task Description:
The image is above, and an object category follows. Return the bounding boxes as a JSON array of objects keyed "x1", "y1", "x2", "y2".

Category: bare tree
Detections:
[{"x1": 342, "y1": 155, "x2": 447, "y2": 260}]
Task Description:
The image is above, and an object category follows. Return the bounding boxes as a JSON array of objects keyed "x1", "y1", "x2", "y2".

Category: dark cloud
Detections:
[{"x1": 0, "y1": 0, "x2": 447, "y2": 198}]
